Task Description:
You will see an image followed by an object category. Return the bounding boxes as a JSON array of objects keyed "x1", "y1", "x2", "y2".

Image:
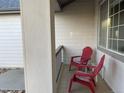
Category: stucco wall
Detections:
[
  {"x1": 97, "y1": 50, "x2": 124, "y2": 93},
  {"x1": 55, "y1": 0, "x2": 96, "y2": 64},
  {"x1": 95, "y1": 0, "x2": 124, "y2": 93}
]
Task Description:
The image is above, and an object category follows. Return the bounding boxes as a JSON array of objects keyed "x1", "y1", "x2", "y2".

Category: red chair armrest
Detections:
[
  {"x1": 71, "y1": 56, "x2": 81, "y2": 61},
  {"x1": 79, "y1": 65, "x2": 96, "y2": 69},
  {"x1": 74, "y1": 71, "x2": 93, "y2": 77},
  {"x1": 72, "y1": 56, "x2": 81, "y2": 58}
]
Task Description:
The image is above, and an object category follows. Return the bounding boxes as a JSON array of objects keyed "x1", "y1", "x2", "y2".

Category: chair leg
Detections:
[
  {"x1": 89, "y1": 81, "x2": 95, "y2": 93},
  {"x1": 92, "y1": 79, "x2": 96, "y2": 87},
  {"x1": 78, "y1": 67, "x2": 80, "y2": 70},
  {"x1": 68, "y1": 79, "x2": 73, "y2": 93},
  {"x1": 69, "y1": 63, "x2": 72, "y2": 71}
]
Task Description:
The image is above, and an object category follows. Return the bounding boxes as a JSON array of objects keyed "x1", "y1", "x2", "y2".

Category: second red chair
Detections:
[
  {"x1": 68, "y1": 55, "x2": 105, "y2": 93},
  {"x1": 69, "y1": 47, "x2": 93, "y2": 71}
]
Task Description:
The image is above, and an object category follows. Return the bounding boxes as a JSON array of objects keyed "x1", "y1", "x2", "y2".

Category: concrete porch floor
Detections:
[{"x1": 58, "y1": 65, "x2": 114, "y2": 93}]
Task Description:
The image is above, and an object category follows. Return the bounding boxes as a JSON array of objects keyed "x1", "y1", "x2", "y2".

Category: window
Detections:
[
  {"x1": 98, "y1": 0, "x2": 124, "y2": 54},
  {"x1": 108, "y1": 0, "x2": 124, "y2": 53}
]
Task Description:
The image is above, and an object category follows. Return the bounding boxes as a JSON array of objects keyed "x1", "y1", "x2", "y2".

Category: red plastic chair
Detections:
[
  {"x1": 69, "y1": 47, "x2": 93, "y2": 71},
  {"x1": 68, "y1": 55, "x2": 105, "y2": 93}
]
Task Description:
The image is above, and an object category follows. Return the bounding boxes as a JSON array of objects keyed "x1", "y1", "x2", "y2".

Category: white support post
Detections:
[{"x1": 20, "y1": 0, "x2": 56, "y2": 93}]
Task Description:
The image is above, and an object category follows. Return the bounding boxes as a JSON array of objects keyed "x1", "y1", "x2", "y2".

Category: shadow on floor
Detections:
[{"x1": 58, "y1": 65, "x2": 114, "y2": 93}]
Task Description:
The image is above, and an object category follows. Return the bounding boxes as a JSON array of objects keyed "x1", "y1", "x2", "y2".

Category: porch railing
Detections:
[{"x1": 56, "y1": 45, "x2": 64, "y2": 82}]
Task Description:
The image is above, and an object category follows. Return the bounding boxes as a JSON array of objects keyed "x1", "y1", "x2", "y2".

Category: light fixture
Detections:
[{"x1": 107, "y1": 18, "x2": 111, "y2": 27}]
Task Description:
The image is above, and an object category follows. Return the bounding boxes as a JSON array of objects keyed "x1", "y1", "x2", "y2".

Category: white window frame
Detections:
[{"x1": 98, "y1": 0, "x2": 124, "y2": 57}]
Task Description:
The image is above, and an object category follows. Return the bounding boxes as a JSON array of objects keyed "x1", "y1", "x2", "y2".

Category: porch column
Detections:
[{"x1": 20, "y1": 0, "x2": 56, "y2": 93}]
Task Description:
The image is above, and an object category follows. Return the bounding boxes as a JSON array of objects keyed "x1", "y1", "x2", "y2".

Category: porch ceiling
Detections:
[{"x1": 55, "y1": 0, "x2": 75, "y2": 12}]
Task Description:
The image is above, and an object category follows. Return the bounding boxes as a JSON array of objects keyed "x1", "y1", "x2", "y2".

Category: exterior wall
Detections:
[
  {"x1": 55, "y1": 0, "x2": 96, "y2": 64},
  {"x1": 95, "y1": 0, "x2": 124, "y2": 93},
  {"x1": 0, "y1": 15, "x2": 23, "y2": 67},
  {"x1": 97, "y1": 50, "x2": 124, "y2": 93}
]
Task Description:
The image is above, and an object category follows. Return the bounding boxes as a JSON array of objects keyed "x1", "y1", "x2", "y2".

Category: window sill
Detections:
[{"x1": 97, "y1": 46, "x2": 124, "y2": 63}]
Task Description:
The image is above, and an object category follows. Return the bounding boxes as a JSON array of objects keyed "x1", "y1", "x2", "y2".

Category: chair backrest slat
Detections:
[
  {"x1": 80, "y1": 47, "x2": 93, "y2": 65},
  {"x1": 93, "y1": 55, "x2": 105, "y2": 77}
]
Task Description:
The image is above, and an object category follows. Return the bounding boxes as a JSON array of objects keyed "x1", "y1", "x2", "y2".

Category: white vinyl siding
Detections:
[
  {"x1": 0, "y1": 15, "x2": 23, "y2": 67},
  {"x1": 55, "y1": 0, "x2": 96, "y2": 63}
]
